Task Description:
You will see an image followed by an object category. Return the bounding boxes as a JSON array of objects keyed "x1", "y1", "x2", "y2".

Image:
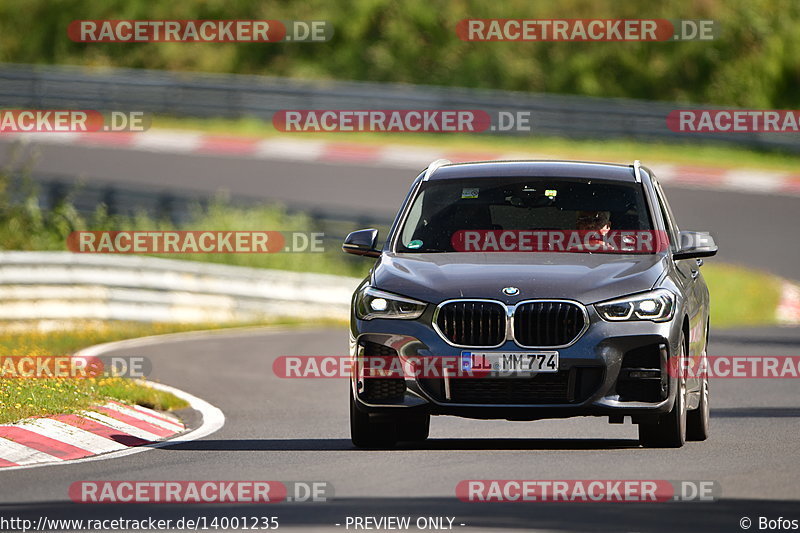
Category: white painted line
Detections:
[
  {"x1": 132, "y1": 131, "x2": 203, "y2": 153},
  {"x1": 0, "y1": 437, "x2": 61, "y2": 465},
  {"x1": 252, "y1": 138, "x2": 327, "y2": 160},
  {"x1": 18, "y1": 419, "x2": 128, "y2": 454},
  {"x1": 14, "y1": 132, "x2": 86, "y2": 144},
  {"x1": 378, "y1": 146, "x2": 445, "y2": 168},
  {"x1": 651, "y1": 164, "x2": 678, "y2": 182},
  {"x1": 139, "y1": 379, "x2": 225, "y2": 442},
  {"x1": 80, "y1": 412, "x2": 164, "y2": 441},
  {"x1": 777, "y1": 282, "x2": 800, "y2": 325},
  {"x1": 723, "y1": 170, "x2": 788, "y2": 193},
  {"x1": 103, "y1": 402, "x2": 184, "y2": 432}
]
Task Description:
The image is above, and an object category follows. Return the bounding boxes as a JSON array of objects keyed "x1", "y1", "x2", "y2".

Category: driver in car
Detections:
[{"x1": 575, "y1": 210, "x2": 614, "y2": 250}]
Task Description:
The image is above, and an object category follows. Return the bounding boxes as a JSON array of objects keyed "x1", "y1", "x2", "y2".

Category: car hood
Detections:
[{"x1": 372, "y1": 252, "x2": 669, "y2": 305}]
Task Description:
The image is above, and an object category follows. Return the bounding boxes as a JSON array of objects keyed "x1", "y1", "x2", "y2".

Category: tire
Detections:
[
  {"x1": 349, "y1": 391, "x2": 397, "y2": 448},
  {"x1": 687, "y1": 373, "x2": 710, "y2": 441},
  {"x1": 687, "y1": 324, "x2": 710, "y2": 441},
  {"x1": 398, "y1": 414, "x2": 430, "y2": 442},
  {"x1": 639, "y1": 335, "x2": 687, "y2": 448}
]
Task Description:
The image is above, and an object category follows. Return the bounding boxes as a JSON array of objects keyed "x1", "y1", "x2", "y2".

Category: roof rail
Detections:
[
  {"x1": 632, "y1": 160, "x2": 642, "y2": 183},
  {"x1": 423, "y1": 159, "x2": 452, "y2": 181}
]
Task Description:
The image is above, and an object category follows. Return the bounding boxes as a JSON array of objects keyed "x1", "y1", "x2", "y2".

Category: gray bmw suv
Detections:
[{"x1": 344, "y1": 160, "x2": 717, "y2": 448}]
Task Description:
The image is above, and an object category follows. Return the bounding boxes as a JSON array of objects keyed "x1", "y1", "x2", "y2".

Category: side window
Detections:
[
  {"x1": 653, "y1": 183, "x2": 679, "y2": 251},
  {"x1": 400, "y1": 190, "x2": 425, "y2": 246},
  {"x1": 656, "y1": 183, "x2": 680, "y2": 233}
]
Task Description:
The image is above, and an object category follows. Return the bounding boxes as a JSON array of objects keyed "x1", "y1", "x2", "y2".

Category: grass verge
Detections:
[
  {"x1": 702, "y1": 263, "x2": 784, "y2": 329},
  {"x1": 0, "y1": 376, "x2": 187, "y2": 426}
]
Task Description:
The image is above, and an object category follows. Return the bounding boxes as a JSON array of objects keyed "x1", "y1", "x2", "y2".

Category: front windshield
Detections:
[{"x1": 396, "y1": 176, "x2": 659, "y2": 254}]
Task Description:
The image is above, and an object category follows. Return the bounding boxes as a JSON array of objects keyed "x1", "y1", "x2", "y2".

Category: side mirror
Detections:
[
  {"x1": 343, "y1": 229, "x2": 381, "y2": 258},
  {"x1": 673, "y1": 231, "x2": 718, "y2": 260}
]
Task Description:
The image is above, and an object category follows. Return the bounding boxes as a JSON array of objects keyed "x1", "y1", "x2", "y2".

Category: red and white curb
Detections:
[
  {"x1": 3, "y1": 130, "x2": 799, "y2": 197},
  {"x1": 0, "y1": 329, "x2": 231, "y2": 471},
  {"x1": 0, "y1": 400, "x2": 185, "y2": 468}
]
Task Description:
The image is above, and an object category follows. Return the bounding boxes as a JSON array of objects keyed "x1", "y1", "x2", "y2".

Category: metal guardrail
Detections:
[
  {"x1": 1, "y1": 63, "x2": 797, "y2": 152},
  {"x1": 0, "y1": 251, "x2": 361, "y2": 322}
]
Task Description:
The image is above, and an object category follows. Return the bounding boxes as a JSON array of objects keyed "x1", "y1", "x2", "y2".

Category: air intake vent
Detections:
[{"x1": 449, "y1": 372, "x2": 572, "y2": 404}]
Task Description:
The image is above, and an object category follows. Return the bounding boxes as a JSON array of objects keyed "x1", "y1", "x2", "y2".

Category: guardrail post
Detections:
[
  {"x1": 47, "y1": 180, "x2": 67, "y2": 210},
  {"x1": 102, "y1": 186, "x2": 117, "y2": 216},
  {"x1": 156, "y1": 193, "x2": 177, "y2": 225}
]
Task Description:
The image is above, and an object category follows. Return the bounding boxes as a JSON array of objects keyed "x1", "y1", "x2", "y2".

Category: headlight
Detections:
[
  {"x1": 356, "y1": 287, "x2": 427, "y2": 320},
  {"x1": 595, "y1": 289, "x2": 676, "y2": 322}
]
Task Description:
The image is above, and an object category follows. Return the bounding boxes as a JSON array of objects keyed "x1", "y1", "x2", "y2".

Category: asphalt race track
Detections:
[
  {"x1": 2, "y1": 327, "x2": 800, "y2": 532},
  {"x1": 0, "y1": 141, "x2": 799, "y2": 532}
]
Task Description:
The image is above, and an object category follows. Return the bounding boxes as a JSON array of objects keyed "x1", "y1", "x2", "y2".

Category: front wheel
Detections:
[
  {"x1": 639, "y1": 336, "x2": 687, "y2": 448},
  {"x1": 686, "y1": 374, "x2": 710, "y2": 441},
  {"x1": 687, "y1": 325, "x2": 711, "y2": 441},
  {"x1": 398, "y1": 414, "x2": 430, "y2": 443}
]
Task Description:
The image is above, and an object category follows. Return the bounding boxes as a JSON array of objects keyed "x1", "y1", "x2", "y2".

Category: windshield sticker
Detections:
[
  {"x1": 545, "y1": 189, "x2": 558, "y2": 198},
  {"x1": 461, "y1": 188, "x2": 480, "y2": 199},
  {"x1": 407, "y1": 239, "x2": 423, "y2": 249}
]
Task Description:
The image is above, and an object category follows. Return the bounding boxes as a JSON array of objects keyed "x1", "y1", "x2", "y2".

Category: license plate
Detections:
[{"x1": 461, "y1": 351, "x2": 559, "y2": 373}]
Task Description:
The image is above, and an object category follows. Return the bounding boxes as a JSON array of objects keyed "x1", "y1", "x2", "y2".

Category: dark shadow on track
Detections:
[
  {"x1": 163, "y1": 438, "x2": 641, "y2": 452},
  {"x1": 712, "y1": 407, "x2": 800, "y2": 418}
]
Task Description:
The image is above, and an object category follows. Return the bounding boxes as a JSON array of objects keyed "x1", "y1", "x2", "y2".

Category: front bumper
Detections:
[{"x1": 350, "y1": 306, "x2": 683, "y2": 421}]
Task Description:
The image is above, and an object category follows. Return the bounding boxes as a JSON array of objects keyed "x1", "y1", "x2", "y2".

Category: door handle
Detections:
[
  {"x1": 691, "y1": 269, "x2": 699, "y2": 280},
  {"x1": 696, "y1": 258, "x2": 704, "y2": 267}
]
